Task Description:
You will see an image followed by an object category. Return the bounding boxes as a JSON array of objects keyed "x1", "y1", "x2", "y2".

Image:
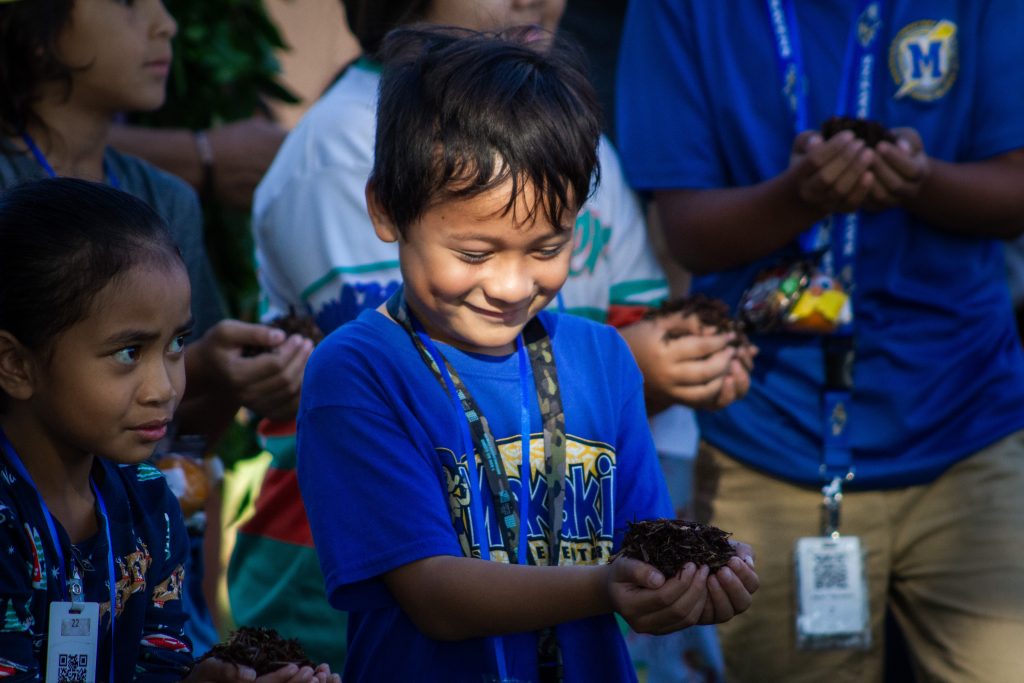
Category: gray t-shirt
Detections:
[{"x1": 0, "y1": 145, "x2": 225, "y2": 340}]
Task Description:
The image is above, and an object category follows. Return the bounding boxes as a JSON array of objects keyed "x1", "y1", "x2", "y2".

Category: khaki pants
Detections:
[{"x1": 695, "y1": 432, "x2": 1024, "y2": 683}]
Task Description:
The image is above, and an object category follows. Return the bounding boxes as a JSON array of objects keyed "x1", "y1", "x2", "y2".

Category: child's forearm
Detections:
[{"x1": 383, "y1": 555, "x2": 614, "y2": 640}]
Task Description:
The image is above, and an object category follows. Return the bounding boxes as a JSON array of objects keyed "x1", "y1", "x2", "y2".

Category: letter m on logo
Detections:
[{"x1": 909, "y1": 41, "x2": 942, "y2": 79}]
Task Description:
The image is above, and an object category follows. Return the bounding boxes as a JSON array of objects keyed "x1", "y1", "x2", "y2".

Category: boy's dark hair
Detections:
[
  {"x1": 0, "y1": 178, "x2": 184, "y2": 356},
  {"x1": 0, "y1": 0, "x2": 75, "y2": 137},
  {"x1": 369, "y1": 26, "x2": 601, "y2": 239},
  {"x1": 343, "y1": 0, "x2": 430, "y2": 58}
]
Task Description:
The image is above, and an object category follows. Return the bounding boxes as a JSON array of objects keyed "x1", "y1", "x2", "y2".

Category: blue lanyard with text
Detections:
[
  {"x1": 0, "y1": 429, "x2": 117, "y2": 682},
  {"x1": 766, "y1": 0, "x2": 881, "y2": 297},
  {"x1": 20, "y1": 132, "x2": 122, "y2": 190},
  {"x1": 767, "y1": 0, "x2": 882, "y2": 489}
]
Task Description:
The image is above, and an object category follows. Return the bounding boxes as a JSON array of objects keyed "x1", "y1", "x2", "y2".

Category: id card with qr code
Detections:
[
  {"x1": 794, "y1": 536, "x2": 870, "y2": 650},
  {"x1": 45, "y1": 601, "x2": 98, "y2": 683}
]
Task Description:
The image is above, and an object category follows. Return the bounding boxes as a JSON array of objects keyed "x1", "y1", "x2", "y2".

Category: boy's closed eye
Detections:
[
  {"x1": 535, "y1": 243, "x2": 568, "y2": 259},
  {"x1": 456, "y1": 250, "x2": 492, "y2": 264}
]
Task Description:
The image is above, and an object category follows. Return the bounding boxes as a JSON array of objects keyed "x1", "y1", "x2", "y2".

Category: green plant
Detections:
[
  {"x1": 142, "y1": 0, "x2": 298, "y2": 130},
  {"x1": 134, "y1": 0, "x2": 298, "y2": 322}
]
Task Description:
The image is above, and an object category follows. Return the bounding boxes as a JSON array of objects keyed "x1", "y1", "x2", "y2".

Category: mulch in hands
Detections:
[
  {"x1": 197, "y1": 626, "x2": 315, "y2": 675},
  {"x1": 613, "y1": 519, "x2": 736, "y2": 576},
  {"x1": 821, "y1": 115, "x2": 896, "y2": 148},
  {"x1": 646, "y1": 294, "x2": 748, "y2": 346},
  {"x1": 242, "y1": 306, "x2": 324, "y2": 357}
]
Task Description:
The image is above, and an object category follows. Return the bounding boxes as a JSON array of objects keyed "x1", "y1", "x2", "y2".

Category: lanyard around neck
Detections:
[
  {"x1": 385, "y1": 288, "x2": 568, "y2": 682},
  {"x1": 386, "y1": 288, "x2": 567, "y2": 566},
  {"x1": 767, "y1": 1, "x2": 874, "y2": 487},
  {"x1": 0, "y1": 428, "x2": 117, "y2": 682},
  {"x1": 20, "y1": 131, "x2": 121, "y2": 190},
  {"x1": 766, "y1": 0, "x2": 882, "y2": 287}
]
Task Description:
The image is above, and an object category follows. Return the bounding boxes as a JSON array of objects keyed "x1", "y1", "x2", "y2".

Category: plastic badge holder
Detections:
[{"x1": 794, "y1": 535, "x2": 871, "y2": 650}]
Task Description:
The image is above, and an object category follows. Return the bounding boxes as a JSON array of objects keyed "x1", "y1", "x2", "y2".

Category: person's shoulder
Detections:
[
  {"x1": 104, "y1": 460, "x2": 174, "y2": 501},
  {"x1": 104, "y1": 147, "x2": 200, "y2": 216},
  {"x1": 0, "y1": 145, "x2": 47, "y2": 190},
  {"x1": 305, "y1": 310, "x2": 403, "y2": 380},
  {"x1": 319, "y1": 60, "x2": 381, "y2": 110},
  {"x1": 254, "y1": 64, "x2": 377, "y2": 213},
  {"x1": 288, "y1": 68, "x2": 377, "y2": 144},
  {"x1": 302, "y1": 309, "x2": 426, "y2": 413}
]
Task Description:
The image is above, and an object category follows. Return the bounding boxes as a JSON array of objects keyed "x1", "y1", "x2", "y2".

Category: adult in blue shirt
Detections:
[{"x1": 617, "y1": 1, "x2": 1024, "y2": 682}]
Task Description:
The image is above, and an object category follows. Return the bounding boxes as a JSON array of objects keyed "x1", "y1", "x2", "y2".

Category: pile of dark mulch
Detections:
[
  {"x1": 243, "y1": 306, "x2": 324, "y2": 356},
  {"x1": 822, "y1": 115, "x2": 896, "y2": 148},
  {"x1": 646, "y1": 294, "x2": 748, "y2": 345},
  {"x1": 612, "y1": 519, "x2": 736, "y2": 576},
  {"x1": 196, "y1": 626, "x2": 314, "y2": 675}
]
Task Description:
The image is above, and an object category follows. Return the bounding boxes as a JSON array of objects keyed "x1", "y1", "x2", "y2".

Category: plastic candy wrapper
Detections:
[
  {"x1": 739, "y1": 260, "x2": 851, "y2": 334},
  {"x1": 154, "y1": 435, "x2": 211, "y2": 529}
]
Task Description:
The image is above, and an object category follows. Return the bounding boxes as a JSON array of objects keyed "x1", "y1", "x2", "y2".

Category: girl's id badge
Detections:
[
  {"x1": 45, "y1": 601, "x2": 99, "y2": 683},
  {"x1": 794, "y1": 536, "x2": 870, "y2": 650}
]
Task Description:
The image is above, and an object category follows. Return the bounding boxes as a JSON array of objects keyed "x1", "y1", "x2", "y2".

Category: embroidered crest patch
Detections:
[{"x1": 889, "y1": 19, "x2": 958, "y2": 101}]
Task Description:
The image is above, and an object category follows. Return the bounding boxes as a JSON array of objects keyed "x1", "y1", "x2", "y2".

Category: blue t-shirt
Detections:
[
  {"x1": 297, "y1": 309, "x2": 672, "y2": 682},
  {"x1": 617, "y1": 0, "x2": 1024, "y2": 488},
  {"x1": 0, "y1": 456, "x2": 192, "y2": 681}
]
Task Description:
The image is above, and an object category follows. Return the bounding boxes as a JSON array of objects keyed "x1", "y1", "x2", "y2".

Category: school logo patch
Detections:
[{"x1": 889, "y1": 19, "x2": 958, "y2": 101}]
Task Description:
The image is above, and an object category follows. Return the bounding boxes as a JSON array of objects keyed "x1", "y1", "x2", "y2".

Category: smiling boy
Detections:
[{"x1": 296, "y1": 26, "x2": 758, "y2": 683}]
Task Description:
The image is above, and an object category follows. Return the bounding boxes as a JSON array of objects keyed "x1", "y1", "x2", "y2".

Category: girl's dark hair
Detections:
[
  {"x1": 0, "y1": 0, "x2": 75, "y2": 136},
  {"x1": 343, "y1": 0, "x2": 431, "y2": 58},
  {"x1": 0, "y1": 178, "x2": 184, "y2": 354},
  {"x1": 370, "y1": 26, "x2": 602, "y2": 239}
]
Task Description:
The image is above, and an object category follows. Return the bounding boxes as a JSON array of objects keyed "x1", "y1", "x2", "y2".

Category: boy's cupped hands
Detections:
[{"x1": 607, "y1": 541, "x2": 758, "y2": 636}]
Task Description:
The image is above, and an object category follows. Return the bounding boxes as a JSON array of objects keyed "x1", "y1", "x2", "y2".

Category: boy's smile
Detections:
[{"x1": 370, "y1": 179, "x2": 574, "y2": 356}]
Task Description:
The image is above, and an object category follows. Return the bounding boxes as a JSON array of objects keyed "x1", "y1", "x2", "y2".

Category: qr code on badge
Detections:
[
  {"x1": 813, "y1": 552, "x2": 848, "y2": 590},
  {"x1": 57, "y1": 653, "x2": 88, "y2": 683}
]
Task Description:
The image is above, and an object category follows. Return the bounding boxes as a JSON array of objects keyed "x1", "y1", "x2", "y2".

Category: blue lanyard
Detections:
[
  {"x1": 767, "y1": 0, "x2": 882, "y2": 486},
  {"x1": 0, "y1": 429, "x2": 117, "y2": 683},
  {"x1": 20, "y1": 132, "x2": 121, "y2": 190},
  {"x1": 413, "y1": 326, "x2": 534, "y2": 567},
  {"x1": 407, "y1": 320, "x2": 532, "y2": 683},
  {"x1": 766, "y1": 0, "x2": 882, "y2": 295}
]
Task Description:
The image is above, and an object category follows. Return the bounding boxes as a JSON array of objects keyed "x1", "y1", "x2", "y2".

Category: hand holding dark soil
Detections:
[
  {"x1": 645, "y1": 294, "x2": 748, "y2": 346},
  {"x1": 822, "y1": 115, "x2": 895, "y2": 148},
  {"x1": 612, "y1": 519, "x2": 736, "y2": 577},
  {"x1": 195, "y1": 626, "x2": 315, "y2": 676},
  {"x1": 242, "y1": 307, "x2": 324, "y2": 357}
]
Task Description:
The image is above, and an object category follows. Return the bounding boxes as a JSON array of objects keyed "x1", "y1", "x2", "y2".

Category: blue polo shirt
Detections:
[{"x1": 617, "y1": 0, "x2": 1024, "y2": 488}]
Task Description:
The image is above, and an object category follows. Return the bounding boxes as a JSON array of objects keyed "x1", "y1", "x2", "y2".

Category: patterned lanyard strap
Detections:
[{"x1": 386, "y1": 288, "x2": 567, "y2": 566}]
